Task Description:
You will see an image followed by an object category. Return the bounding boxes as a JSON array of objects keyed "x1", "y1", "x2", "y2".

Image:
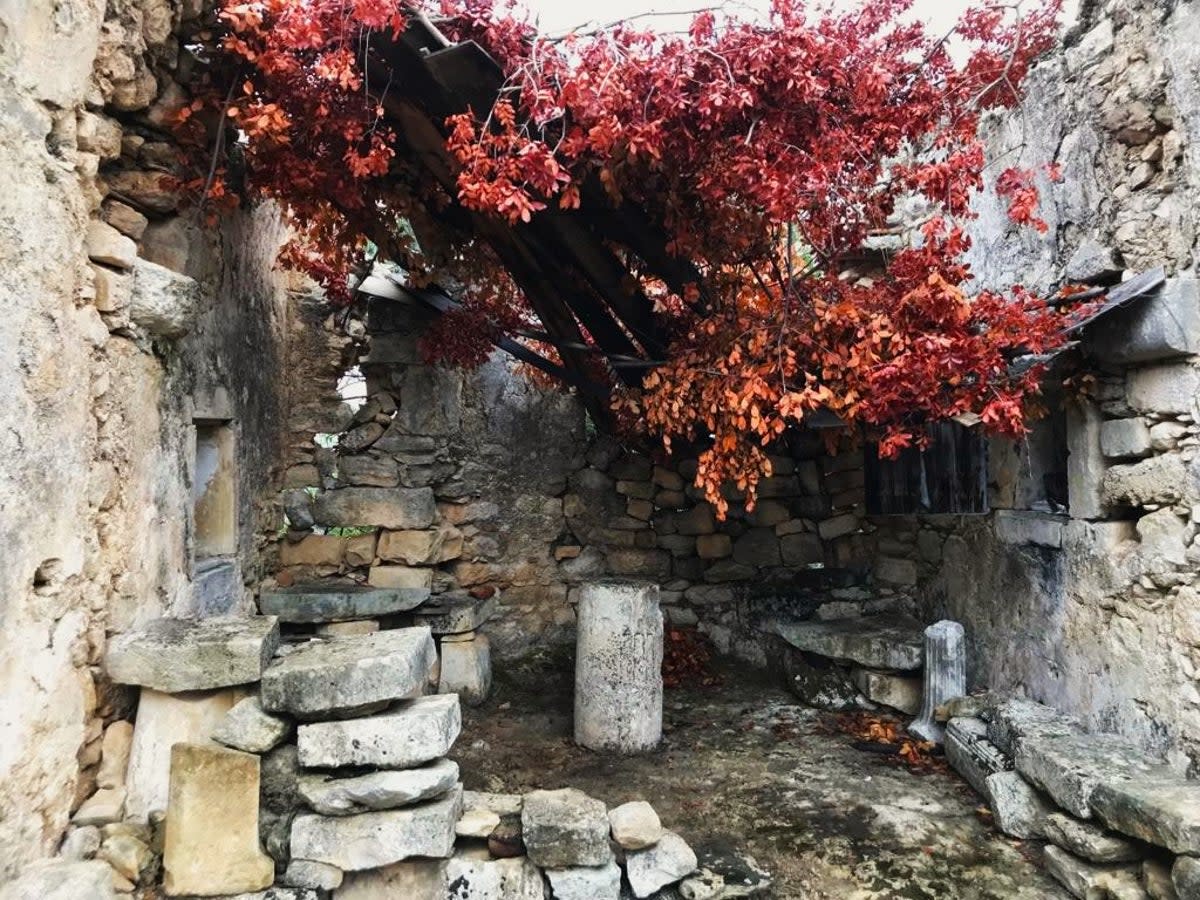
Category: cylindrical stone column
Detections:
[
  {"x1": 909, "y1": 619, "x2": 966, "y2": 744},
  {"x1": 574, "y1": 581, "x2": 663, "y2": 753}
]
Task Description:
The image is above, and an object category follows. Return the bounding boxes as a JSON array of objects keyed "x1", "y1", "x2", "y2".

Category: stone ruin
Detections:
[{"x1": 3, "y1": 0, "x2": 1200, "y2": 897}]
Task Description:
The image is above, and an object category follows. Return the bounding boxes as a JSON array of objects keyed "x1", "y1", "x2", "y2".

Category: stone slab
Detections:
[
  {"x1": 1042, "y1": 812, "x2": 1144, "y2": 864},
  {"x1": 439, "y1": 635, "x2": 492, "y2": 706},
  {"x1": 851, "y1": 668, "x2": 922, "y2": 715},
  {"x1": 0, "y1": 861, "x2": 115, "y2": 900},
  {"x1": 289, "y1": 786, "x2": 462, "y2": 871},
  {"x1": 522, "y1": 788, "x2": 612, "y2": 868},
  {"x1": 312, "y1": 487, "x2": 436, "y2": 530},
  {"x1": 444, "y1": 854, "x2": 545, "y2": 899},
  {"x1": 105, "y1": 616, "x2": 280, "y2": 692},
  {"x1": 985, "y1": 771, "x2": 1052, "y2": 839},
  {"x1": 626, "y1": 830, "x2": 699, "y2": 898},
  {"x1": 1090, "y1": 776, "x2": 1200, "y2": 855},
  {"x1": 546, "y1": 860, "x2": 622, "y2": 900},
  {"x1": 162, "y1": 743, "x2": 274, "y2": 896},
  {"x1": 986, "y1": 699, "x2": 1076, "y2": 756},
  {"x1": 298, "y1": 758, "x2": 460, "y2": 815},
  {"x1": 1043, "y1": 845, "x2": 1145, "y2": 900},
  {"x1": 1091, "y1": 277, "x2": 1200, "y2": 364},
  {"x1": 414, "y1": 593, "x2": 497, "y2": 635},
  {"x1": 213, "y1": 697, "x2": 293, "y2": 754},
  {"x1": 261, "y1": 628, "x2": 436, "y2": 718},
  {"x1": 297, "y1": 694, "x2": 461, "y2": 769},
  {"x1": 334, "y1": 860, "x2": 447, "y2": 900},
  {"x1": 775, "y1": 615, "x2": 924, "y2": 670},
  {"x1": 945, "y1": 717, "x2": 1009, "y2": 798},
  {"x1": 260, "y1": 584, "x2": 428, "y2": 623}
]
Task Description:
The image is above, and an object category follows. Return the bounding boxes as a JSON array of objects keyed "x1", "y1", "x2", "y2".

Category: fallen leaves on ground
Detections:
[
  {"x1": 662, "y1": 627, "x2": 723, "y2": 689},
  {"x1": 824, "y1": 711, "x2": 949, "y2": 775}
]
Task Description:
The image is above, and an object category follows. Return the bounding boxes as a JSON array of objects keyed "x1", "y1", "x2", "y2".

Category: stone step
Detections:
[
  {"x1": 260, "y1": 583, "x2": 428, "y2": 624},
  {"x1": 297, "y1": 693, "x2": 462, "y2": 769},
  {"x1": 105, "y1": 617, "x2": 280, "y2": 693},
  {"x1": 261, "y1": 628, "x2": 436, "y2": 718},
  {"x1": 414, "y1": 592, "x2": 497, "y2": 635},
  {"x1": 774, "y1": 614, "x2": 924, "y2": 671}
]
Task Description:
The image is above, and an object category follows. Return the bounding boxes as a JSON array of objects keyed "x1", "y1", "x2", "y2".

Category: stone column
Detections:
[
  {"x1": 909, "y1": 620, "x2": 966, "y2": 744},
  {"x1": 574, "y1": 581, "x2": 663, "y2": 753}
]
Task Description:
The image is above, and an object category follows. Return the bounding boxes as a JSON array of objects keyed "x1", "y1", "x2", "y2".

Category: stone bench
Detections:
[
  {"x1": 774, "y1": 614, "x2": 925, "y2": 671},
  {"x1": 260, "y1": 583, "x2": 428, "y2": 624}
]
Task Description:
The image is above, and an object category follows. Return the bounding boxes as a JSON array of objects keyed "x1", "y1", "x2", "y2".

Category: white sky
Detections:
[{"x1": 521, "y1": 0, "x2": 1077, "y2": 38}]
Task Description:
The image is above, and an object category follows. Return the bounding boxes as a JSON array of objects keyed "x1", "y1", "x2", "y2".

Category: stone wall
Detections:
[
  {"x1": 0, "y1": 0, "x2": 292, "y2": 876},
  {"x1": 884, "y1": 0, "x2": 1200, "y2": 773}
]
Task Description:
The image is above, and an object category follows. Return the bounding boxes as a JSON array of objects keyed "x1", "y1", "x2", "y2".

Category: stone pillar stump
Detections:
[
  {"x1": 574, "y1": 581, "x2": 663, "y2": 753},
  {"x1": 909, "y1": 619, "x2": 966, "y2": 744}
]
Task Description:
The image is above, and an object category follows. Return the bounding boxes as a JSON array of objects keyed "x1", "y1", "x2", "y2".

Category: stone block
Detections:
[
  {"x1": 282, "y1": 860, "x2": 344, "y2": 891},
  {"x1": 1126, "y1": 364, "x2": 1200, "y2": 415},
  {"x1": 162, "y1": 743, "x2": 274, "y2": 896},
  {"x1": 261, "y1": 628, "x2": 436, "y2": 718},
  {"x1": 985, "y1": 771, "x2": 1052, "y2": 839},
  {"x1": 124, "y1": 688, "x2": 243, "y2": 823},
  {"x1": 279, "y1": 535, "x2": 345, "y2": 568},
  {"x1": 96, "y1": 721, "x2": 134, "y2": 790},
  {"x1": 343, "y1": 532, "x2": 378, "y2": 567},
  {"x1": 313, "y1": 487, "x2": 436, "y2": 530},
  {"x1": 945, "y1": 717, "x2": 1008, "y2": 798},
  {"x1": 1136, "y1": 509, "x2": 1188, "y2": 566},
  {"x1": 297, "y1": 694, "x2": 461, "y2": 769},
  {"x1": 334, "y1": 860, "x2": 447, "y2": 900},
  {"x1": 1150, "y1": 421, "x2": 1189, "y2": 451},
  {"x1": 732, "y1": 528, "x2": 782, "y2": 567},
  {"x1": 378, "y1": 527, "x2": 459, "y2": 565},
  {"x1": 1091, "y1": 278, "x2": 1200, "y2": 364},
  {"x1": 851, "y1": 669, "x2": 921, "y2": 715},
  {"x1": 545, "y1": 861, "x2": 621, "y2": 900},
  {"x1": 85, "y1": 220, "x2": 137, "y2": 269},
  {"x1": 456, "y1": 808, "x2": 501, "y2": 839},
  {"x1": 337, "y1": 455, "x2": 399, "y2": 487},
  {"x1": 1042, "y1": 812, "x2": 1143, "y2": 863},
  {"x1": 522, "y1": 788, "x2": 611, "y2": 868},
  {"x1": 994, "y1": 510, "x2": 1066, "y2": 548},
  {"x1": 289, "y1": 786, "x2": 462, "y2": 871},
  {"x1": 439, "y1": 635, "x2": 492, "y2": 706},
  {"x1": 214, "y1": 697, "x2": 293, "y2": 754},
  {"x1": 129, "y1": 258, "x2": 201, "y2": 339},
  {"x1": 781, "y1": 533, "x2": 823, "y2": 566},
  {"x1": 260, "y1": 584, "x2": 426, "y2": 623},
  {"x1": 986, "y1": 699, "x2": 1075, "y2": 756},
  {"x1": 315, "y1": 619, "x2": 381, "y2": 638},
  {"x1": 91, "y1": 264, "x2": 131, "y2": 313},
  {"x1": 1043, "y1": 845, "x2": 1145, "y2": 900},
  {"x1": 818, "y1": 513, "x2": 860, "y2": 540},
  {"x1": 1142, "y1": 859, "x2": 1176, "y2": 900},
  {"x1": 367, "y1": 565, "x2": 434, "y2": 592},
  {"x1": 1174, "y1": 857, "x2": 1200, "y2": 898},
  {"x1": 874, "y1": 556, "x2": 917, "y2": 586},
  {"x1": 0, "y1": 861, "x2": 115, "y2": 900},
  {"x1": 442, "y1": 855, "x2": 545, "y2": 899},
  {"x1": 72, "y1": 788, "x2": 125, "y2": 826},
  {"x1": 1091, "y1": 777, "x2": 1200, "y2": 855},
  {"x1": 1067, "y1": 399, "x2": 1108, "y2": 520},
  {"x1": 606, "y1": 548, "x2": 671, "y2": 578},
  {"x1": 105, "y1": 616, "x2": 280, "y2": 693},
  {"x1": 415, "y1": 594, "x2": 498, "y2": 634},
  {"x1": 575, "y1": 582, "x2": 663, "y2": 753},
  {"x1": 299, "y1": 758, "x2": 459, "y2": 815},
  {"x1": 675, "y1": 505, "x2": 716, "y2": 535},
  {"x1": 775, "y1": 614, "x2": 924, "y2": 670},
  {"x1": 626, "y1": 830, "x2": 698, "y2": 898},
  {"x1": 608, "y1": 801, "x2": 663, "y2": 851},
  {"x1": 1103, "y1": 454, "x2": 1190, "y2": 509},
  {"x1": 1101, "y1": 418, "x2": 1154, "y2": 459},
  {"x1": 103, "y1": 200, "x2": 149, "y2": 239}
]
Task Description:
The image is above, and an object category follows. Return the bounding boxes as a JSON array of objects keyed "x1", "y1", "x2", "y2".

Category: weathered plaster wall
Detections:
[{"x1": 0, "y1": 0, "x2": 290, "y2": 875}]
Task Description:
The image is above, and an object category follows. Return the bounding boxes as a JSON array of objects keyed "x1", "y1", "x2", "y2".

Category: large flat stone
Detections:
[
  {"x1": 522, "y1": 788, "x2": 611, "y2": 868},
  {"x1": 1042, "y1": 812, "x2": 1143, "y2": 864},
  {"x1": 985, "y1": 771, "x2": 1053, "y2": 839},
  {"x1": 260, "y1": 584, "x2": 428, "y2": 624},
  {"x1": 105, "y1": 617, "x2": 280, "y2": 692},
  {"x1": 443, "y1": 854, "x2": 546, "y2": 899},
  {"x1": 414, "y1": 593, "x2": 497, "y2": 635},
  {"x1": 298, "y1": 758, "x2": 460, "y2": 815},
  {"x1": 775, "y1": 615, "x2": 924, "y2": 670},
  {"x1": 335, "y1": 860, "x2": 446, "y2": 900},
  {"x1": 313, "y1": 487, "x2": 436, "y2": 530},
  {"x1": 297, "y1": 694, "x2": 461, "y2": 769},
  {"x1": 162, "y1": 743, "x2": 274, "y2": 896},
  {"x1": 945, "y1": 717, "x2": 1009, "y2": 798},
  {"x1": 986, "y1": 699, "x2": 1076, "y2": 756},
  {"x1": 1091, "y1": 277, "x2": 1200, "y2": 364},
  {"x1": 0, "y1": 861, "x2": 114, "y2": 900},
  {"x1": 289, "y1": 786, "x2": 462, "y2": 871},
  {"x1": 261, "y1": 628, "x2": 436, "y2": 718},
  {"x1": 439, "y1": 635, "x2": 492, "y2": 706},
  {"x1": 1043, "y1": 845, "x2": 1144, "y2": 900},
  {"x1": 1090, "y1": 776, "x2": 1200, "y2": 855}
]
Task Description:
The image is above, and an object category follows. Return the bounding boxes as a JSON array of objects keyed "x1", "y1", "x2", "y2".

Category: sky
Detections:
[{"x1": 520, "y1": 0, "x2": 1076, "y2": 38}]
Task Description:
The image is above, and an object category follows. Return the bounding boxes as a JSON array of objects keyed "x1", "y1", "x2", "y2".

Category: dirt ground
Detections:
[{"x1": 451, "y1": 648, "x2": 1070, "y2": 900}]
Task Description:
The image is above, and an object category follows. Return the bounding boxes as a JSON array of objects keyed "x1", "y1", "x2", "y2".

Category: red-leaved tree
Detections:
[{"x1": 181, "y1": 0, "x2": 1078, "y2": 515}]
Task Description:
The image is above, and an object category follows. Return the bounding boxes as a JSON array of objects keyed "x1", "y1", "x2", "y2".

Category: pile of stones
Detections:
[{"x1": 946, "y1": 699, "x2": 1200, "y2": 899}]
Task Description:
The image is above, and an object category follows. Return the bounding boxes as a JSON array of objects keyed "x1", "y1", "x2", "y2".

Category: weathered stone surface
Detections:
[
  {"x1": 945, "y1": 717, "x2": 1009, "y2": 798},
  {"x1": 986, "y1": 699, "x2": 1074, "y2": 756},
  {"x1": 1092, "y1": 278, "x2": 1200, "y2": 364},
  {"x1": 297, "y1": 694, "x2": 461, "y2": 769},
  {"x1": 522, "y1": 788, "x2": 611, "y2": 868},
  {"x1": 290, "y1": 786, "x2": 462, "y2": 870},
  {"x1": 780, "y1": 533, "x2": 824, "y2": 566},
  {"x1": 1067, "y1": 399, "x2": 1107, "y2": 519},
  {"x1": 125, "y1": 688, "x2": 243, "y2": 823},
  {"x1": 609, "y1": 801, "x2": 663, "y2": 850},
  {"x1": 456, "y1": 808, "x2": 502, "y2": 839},
  {"x1": 58, "y1": 826, "x2": 101, "y2": 862},
  {"x1": 1042, "y1": 812, "x2": 1143, "y2": 863},
  {"x1": 1136, "y1": 509, "x2": 1188, "y2": 566},
  {"x1": 315, "y1": 619, "x2": 380, "y2": 638},
  {"x1": 1090, "y1": 777, "x2": 1200, "y2": 855},
  {"x1": 313, "y1": 487, "x2": 436, "y2": 530},
  {"x1": 696, "y1": 534, "x2": 733, "y2": 559},
  {"x1": 261, "y1": 628, "x2": 436, "y2": 717},
  {"x1": 1101, "y1": 418, "x2": 1154, "y2": 459},
  {"x1": 415, "y1": 593, "x2": 498, "y2": 635},
  {"x1": 106, "y1": 616, "x2": 280, "y2": 693},
  {"x1": 910, "y1": 620, "x2": 966, "y2": 744},
  {"x1": 379, "y1": 526, "x2": 461, "y2": 565},
  {"x1": 985, "y1": 771, "x2": 1053, "y2": 839},
  {"x1": 1173, "y1": 857, "x2": 1200, "y2": 898},
  {"x1": 775, "y1": 615, "x2": 924, "y2": 670},
  {"x1": 129, "y1": 258, "x2": 201, "y2": 339},
  {"x1": 439, "y1": 635, "x2": 492, "y2": 706},
  {"x1": 96, "y1": 721, "x2": 134, "y2": 789},
  {"x1": 71, "y1": 788, "x2": 125, "y2": 826},
  {"x1": 335, "y1": 860, "x2": 446, "y2": 899},
  {"x1": 1126, "y1": 364, "x2": 1200, "y2": 415},
  {"x1": 1043, "y1": 845, "x2": 1145, "y2": 900},
  {"x1": 98, "y1": 828, "x2": 153, "y2": 883},
  {"x1": 214, "y1": 697, "x2": 294, "y2": 754},
  {"x1": 1142, "y1": 859, "x2": 1177, "y2": 900},
  {"x1": 0, "y1": 861, "x2": 114, "y2": 900},
  {"x1": 85, "y1": 221, "x2": 136, "y2": 270},
  {"x1": 463, "y1": 791, "x2": 524, "y2": 817},
  {"x1": 281, "y1": 860, "x2": 344, "y2": 890},
  {"x1": 626, "y1": 831, "x2": 699, "y2": 898},
  {"x1": 1103, "y1": 454, "x2": 1191, "y2": 509},
  {"x1": 279, "y1": 534, "x2": 344, "y2": 569},
  {"x1": 162, "y1": 743, "x2": 274, "y2": 896},
  {"x1": 367, "y1": 565, "x2": 434, "y2": 591},
  {"x1": 444, "y1": 854, "x2": 546, "y2": 899},
  {"x1": 546, "y1": 861, "x2": 622, "y2": 900},
  {"x1": 574, "y1": 582, "x2": 663, "y2": 753},
  {"x1": 260, "y1": 584, "x2": 427, "y2": 623},
  {"x1": 298, "y1": 759, "x2": 460, "y2": 815},
  {"x1": 732, "y1": 529, "x2": 781, "y2": 567},
  {"x1": 851, "y1": 669, "x2": 922, "y2": 715}
]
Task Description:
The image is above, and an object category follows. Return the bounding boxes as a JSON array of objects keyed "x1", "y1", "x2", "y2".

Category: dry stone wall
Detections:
[{"x1": 0, "y1": 0, "x2": 292, "y2": 877}]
